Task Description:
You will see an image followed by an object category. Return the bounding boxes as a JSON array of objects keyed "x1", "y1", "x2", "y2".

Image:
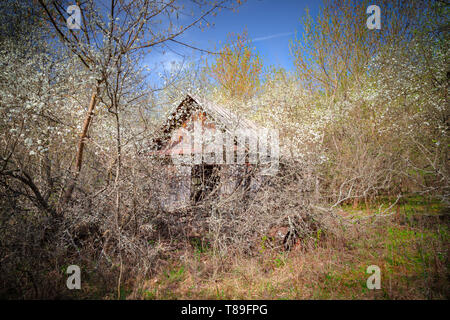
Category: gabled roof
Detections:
[
  {"x1": 153, "y1": 94, "x2": 260, "y2": 150},
  {"x1": 187, "y1": 94, "x2": 259, "y2": 131},
  {"x1": 166, "y1": 94, "x2": 258, "y2": 131}
]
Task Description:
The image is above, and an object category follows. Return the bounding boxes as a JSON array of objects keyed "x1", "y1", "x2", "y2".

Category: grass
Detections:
[{"x1": 125, "y1": 196, "x2": 449, "y2": 299}]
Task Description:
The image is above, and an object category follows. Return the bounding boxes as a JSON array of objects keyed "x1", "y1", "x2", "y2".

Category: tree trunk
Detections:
[{"x1": 62, "y1": 83, "x2": 100, "y2": 205}]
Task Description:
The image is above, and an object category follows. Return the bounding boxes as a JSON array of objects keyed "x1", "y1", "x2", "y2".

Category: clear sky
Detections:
[{"x1": 144, "y1": 0, "x2": 321, "y2": 81}]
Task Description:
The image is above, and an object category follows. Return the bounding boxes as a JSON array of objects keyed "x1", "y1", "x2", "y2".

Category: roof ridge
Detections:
[{"x1": 186, "y1": 93, "x2": 260, "y2": 132}]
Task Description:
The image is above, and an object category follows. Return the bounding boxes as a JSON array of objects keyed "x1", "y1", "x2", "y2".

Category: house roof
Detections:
[
  {"x1": 153, "y1": 94, "x2": 260, "y2": 150},
  {"x1": 167, "y1": 94, "x2": 258, "y2": 131},
  {"x1": 186, "y1": 94, "x2": 259, "y2": 132}
]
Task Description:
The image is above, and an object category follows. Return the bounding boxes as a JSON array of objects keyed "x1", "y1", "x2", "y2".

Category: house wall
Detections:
[
  {"x1": 158, "y1": 164, "x2": 191, "y2": 211},
  {"x1": 157, "y1": 106, "x2": 265, "y2": 210}
]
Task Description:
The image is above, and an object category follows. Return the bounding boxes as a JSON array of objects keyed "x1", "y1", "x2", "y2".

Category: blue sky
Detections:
[{"x1": 144, "y1": 0, "x2": 321, "y2": 81}]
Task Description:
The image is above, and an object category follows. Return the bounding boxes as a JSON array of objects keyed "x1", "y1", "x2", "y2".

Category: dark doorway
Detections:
[{"x1": 191, "y1": 164, "x2": 220, "y2": 203}]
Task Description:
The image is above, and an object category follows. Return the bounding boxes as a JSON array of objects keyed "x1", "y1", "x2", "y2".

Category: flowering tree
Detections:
[
  {"x1": 290, "y1": 0, "x2": 430, "y2": 103},
  {"x1": 362, "y1": 4, "x2": 449, "y2": 205},
  {"x1": 37, "y1": 0, "x2": 241, "y2": 203},
  {"x1": 0, "y1": 1, "x2": 93, "y2": 217},
  {"x1": 289, "y1": 0, "x2": 448, "y2": 207}
]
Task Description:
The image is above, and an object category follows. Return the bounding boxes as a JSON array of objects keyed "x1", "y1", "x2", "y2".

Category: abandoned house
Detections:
[{"x1": 148, "y1": 94, "x2": 279, "y2": 211}]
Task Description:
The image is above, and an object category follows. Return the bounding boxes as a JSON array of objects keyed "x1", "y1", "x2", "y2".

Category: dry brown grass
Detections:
[{"x1": 129, "y1": 198, "x2": 449, "y2": 300}]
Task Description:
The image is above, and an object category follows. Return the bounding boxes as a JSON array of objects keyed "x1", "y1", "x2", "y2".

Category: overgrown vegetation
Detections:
[
  {"x1": 0, "y1": 0, "x2": 448, "y2": 299},
  {"x1": 131, "y1": 197, "x2": 448, "y2": 300}
]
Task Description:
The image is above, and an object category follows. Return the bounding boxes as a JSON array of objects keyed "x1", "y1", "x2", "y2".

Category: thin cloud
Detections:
[{"x1": 252, "y1": 32, "x2": 294, "y2": 42}]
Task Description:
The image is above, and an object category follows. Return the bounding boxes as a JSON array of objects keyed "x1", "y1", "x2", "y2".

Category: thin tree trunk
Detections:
[
  {"x1": 112, "y1": 106, "x2": 123, "y2": 300},
  {"x1": 62, "y1": 83, "x2": 100, "y2": 205}
]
